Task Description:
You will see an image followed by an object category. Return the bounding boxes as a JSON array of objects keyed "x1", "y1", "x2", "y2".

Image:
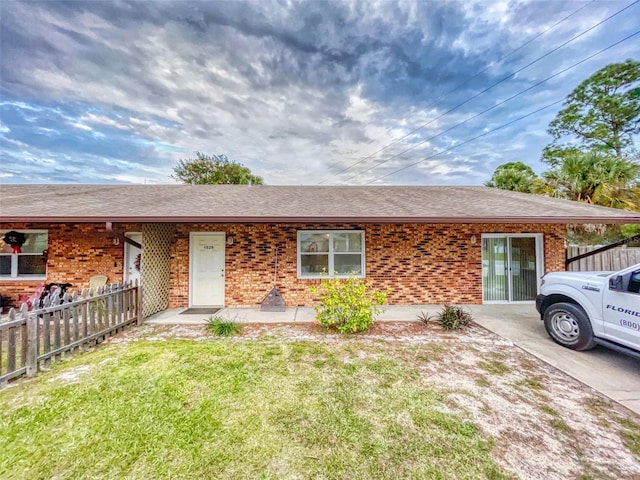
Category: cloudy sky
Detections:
[{"x1": 1, "y1": 0, "x2": 638, "y2": 186}]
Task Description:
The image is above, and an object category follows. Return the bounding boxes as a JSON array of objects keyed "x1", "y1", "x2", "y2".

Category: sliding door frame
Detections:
[{"x1": 481, "y1": 233, "x2": 544, "y2": 304}]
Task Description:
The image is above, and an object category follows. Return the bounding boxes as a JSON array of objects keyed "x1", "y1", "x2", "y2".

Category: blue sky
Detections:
[{"x1": 1, "y1": 0, "x2": 638, "y2": 186}]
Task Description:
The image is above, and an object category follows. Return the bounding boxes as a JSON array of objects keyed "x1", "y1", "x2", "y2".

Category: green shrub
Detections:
[
  {"x1": 417, "y1": 311, "x2": 432, "y2": 326},
  {"x1": 310, "y1": 276, "x2": 389, "y2": 333},
  {"x1": 435, "y1": 305, "x2": 473, "y2": 330},
  {"x1": 207, "y1": 316, "x2": 242, "y2": 336}
]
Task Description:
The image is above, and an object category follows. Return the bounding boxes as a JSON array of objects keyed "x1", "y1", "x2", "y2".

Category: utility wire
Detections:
[
  {"x1": 343, "y1": 28, "x2": 640, "y2": 184},
  {"x1": 319, "y1": 0, "x2": 596, "y2": 182},
  {"x1": 361, "y1": 27, "x2": 640, "y2": 185},
  {"x1": 328, "y1": 0, "x2": 640, "y2": 184},
  {"x1": 364, "y1": 99, "x2": 565, "y2": 184}
]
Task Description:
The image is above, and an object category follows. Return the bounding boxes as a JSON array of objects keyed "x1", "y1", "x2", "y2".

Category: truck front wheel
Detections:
[{"x1": 543, "y1": 302, "x2": 596, "y2": 351}]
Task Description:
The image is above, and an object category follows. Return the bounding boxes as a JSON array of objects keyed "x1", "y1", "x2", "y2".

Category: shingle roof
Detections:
[{"x1": 1, "y1": 184, "x2": 639, "y2": 224}]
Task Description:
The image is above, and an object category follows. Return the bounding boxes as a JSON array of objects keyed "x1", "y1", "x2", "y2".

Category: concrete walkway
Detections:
[
  {"x1": 146, "y1": 305, "x2": 448, "y2": 325},
  {"x1": 146, "y1": 304, "x2": 640, "y2": 416}
]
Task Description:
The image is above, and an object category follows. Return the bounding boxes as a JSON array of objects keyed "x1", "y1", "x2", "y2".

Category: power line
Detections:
[
  {"x1": 360, "y1": 29, "x2": 640, "y2": 184},
  {"x1": 364, "y1": 99, "x2": 565, "y2": 184},
  {"x1": 328, "y1": 0, "x2": 640, "y2": 184},
  {"x1": 344, "y1": 28, "x2": 640, "y2": 184},
  {"x1": 319, "y1": 0, "x2": 597, "y2": 182}
]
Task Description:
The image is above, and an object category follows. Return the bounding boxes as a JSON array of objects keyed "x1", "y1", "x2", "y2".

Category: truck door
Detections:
[{"x1": 602, "y1": 268, "x2": 640, "y2": 349}]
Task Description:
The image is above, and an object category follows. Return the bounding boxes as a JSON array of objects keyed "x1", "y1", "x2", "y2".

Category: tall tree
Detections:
[
  {"x1": 540, "y1": 151, "x2": 640, "y2": 211},
  {"x1": 172, "y1": 153, "x2": 264, "y2": 185},
  {"x1": 485, "y1": 161, "x2": 538, "y2": 193},
  {"x1": 538, "y1": 151, "x2": 640, "y2": 244},
  {"x1": 543, "y1": 59, "x2": 640, "y2": 166}
]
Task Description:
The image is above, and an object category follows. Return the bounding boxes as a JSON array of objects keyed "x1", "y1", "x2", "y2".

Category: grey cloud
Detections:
[{"x1": 1, "y1": 0, "x2": 637, "y2": 186}]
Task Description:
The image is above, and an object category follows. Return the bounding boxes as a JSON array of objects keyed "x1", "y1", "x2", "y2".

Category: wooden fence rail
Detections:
[
  {"x1": 567, "y1": 246, "x2": 640, "y2": 272},
  {"x1": 0, "y1": 281, "x2": 141, "y2": 386}
]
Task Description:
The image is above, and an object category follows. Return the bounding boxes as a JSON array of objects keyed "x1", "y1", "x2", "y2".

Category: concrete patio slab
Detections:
[
  {"x1": 145, "y1": 304, "x2": 445, "y2": 325},
  {"x1": 145, "y1": 306, "x2": 317, "y2": 324}
]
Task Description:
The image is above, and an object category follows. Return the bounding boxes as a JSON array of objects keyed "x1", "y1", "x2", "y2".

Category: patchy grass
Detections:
[
  {"x1": 514, "y1": 376, "x2": 544, "y2": 392},
  {"x1": 540, "y1": 405, "x2": 572, "y2": 434},
  {"x1": 548, "y1": 418, "x2": 572, "y2": 435},
  {"x1": 584, "y1": 397, "x2": 613, "y2": 417},
  {"x1": 475, "y1": 378, "x2": 491, "y2": 388},
  {"x1": 411, "y1": 343, "x2": 447, "y2": 363},
  {"x1": 0, "y1": 338, "x2": 509, "y2": 480},
  {"x1": 617, "y1": 417, "x2": 640, "y2": 457},
  {"x1": 477, "y1": 359, "x2": 510, "y2": 376},
  {"x1": 2, "y1": 321, "x2": 639, "y2": 480}
]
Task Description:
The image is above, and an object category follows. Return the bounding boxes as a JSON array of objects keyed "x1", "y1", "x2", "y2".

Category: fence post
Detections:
[
  {"x1": 26, "y1": 313, "x2": 38, "y2": 377},
  {"x1": 136, "y1": 280, "x2": 143, "y2": 326}
]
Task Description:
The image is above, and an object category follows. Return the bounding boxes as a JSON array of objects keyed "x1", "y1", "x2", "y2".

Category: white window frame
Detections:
[
  {"x1": 0, "y1": 229, "x2": 48, "y2": 280},
  {"x1": 297, "y1": 230, "x2": 365, "y2": 279}
]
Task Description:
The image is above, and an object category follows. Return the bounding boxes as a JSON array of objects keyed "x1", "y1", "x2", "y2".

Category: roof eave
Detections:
[{"x1": 2, "y1": 215, "x2": 639, "y2": 224}]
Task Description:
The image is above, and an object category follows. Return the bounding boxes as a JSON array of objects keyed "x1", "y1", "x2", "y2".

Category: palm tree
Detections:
[
  {"x1": 591, "y1": 159, "x2": 640, "y2": 210},
  {"x1": 540, "y1": 152, "x2": 640, "y2": 211}
]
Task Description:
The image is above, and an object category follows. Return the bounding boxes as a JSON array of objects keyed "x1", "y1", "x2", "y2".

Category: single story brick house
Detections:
[{"x1": 1, "y1": 185, "x2": 639, "y2": 317}]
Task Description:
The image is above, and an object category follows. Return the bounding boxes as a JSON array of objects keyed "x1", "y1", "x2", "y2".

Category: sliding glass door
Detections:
[{"x1": 482, "y1": 235, "x2": 542, "y2": 303}]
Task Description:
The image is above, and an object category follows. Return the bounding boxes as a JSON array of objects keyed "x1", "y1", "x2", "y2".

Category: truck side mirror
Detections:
[{"x1": 609, "y1": 275, "x2": 623, "y2": 290}]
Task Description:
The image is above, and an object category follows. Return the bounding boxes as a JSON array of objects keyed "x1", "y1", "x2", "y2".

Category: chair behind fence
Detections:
[{"x1": 0, "y1": 281, "x2": 141, "y2": 386}]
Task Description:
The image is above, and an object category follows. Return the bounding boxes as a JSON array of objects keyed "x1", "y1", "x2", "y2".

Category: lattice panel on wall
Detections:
[{"x1": 141, "y1": 223, "x2": 176, "y2": 318}]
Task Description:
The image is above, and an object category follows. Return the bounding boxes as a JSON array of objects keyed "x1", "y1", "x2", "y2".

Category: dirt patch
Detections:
[
  {"x1": 49, "y1": 365, "x2": 92, "y2": 385},
  {"x1": 105, "y1": 321, "x2": 640, "y2": 479}
]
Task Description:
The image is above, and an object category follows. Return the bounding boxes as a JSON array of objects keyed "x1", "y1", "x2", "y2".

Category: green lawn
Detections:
[{"x1": 0, "y1": 337, "x2": 509, "y2": 480}]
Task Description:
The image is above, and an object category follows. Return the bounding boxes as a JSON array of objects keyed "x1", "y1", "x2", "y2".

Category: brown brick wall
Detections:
[
  {"x1": 2, "y1": 222, "x2": 565, "y2": 309},
  {"x1": 168, "y1": 223, "x2": 566, "y2": 308},
  {"x1": 0, "y1": 222, "x2": 139, "y2": 306}
]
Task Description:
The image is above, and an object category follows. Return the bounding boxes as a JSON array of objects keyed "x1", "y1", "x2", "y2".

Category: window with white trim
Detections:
[
  {"x1": 0, "y1": 230, "x2": 48, "y2": 278},
  {"x1": 297, "y1": 230, "x2": 365, "y2": 278}
]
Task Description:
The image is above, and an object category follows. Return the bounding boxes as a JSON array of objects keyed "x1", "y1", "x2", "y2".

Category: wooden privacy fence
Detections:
[
  {"x1": 0, "y1": 281, "x2": 141, "y2": 386},
  {"x1": 567, "y1": 246, "x2": 640, "y2": 272}
]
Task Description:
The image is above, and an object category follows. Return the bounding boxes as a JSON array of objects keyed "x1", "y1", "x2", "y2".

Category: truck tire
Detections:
[{"x1": 543, "y1": 302, "x2": 596, "y2": 351}]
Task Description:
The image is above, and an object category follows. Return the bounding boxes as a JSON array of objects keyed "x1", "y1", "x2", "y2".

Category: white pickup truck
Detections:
[{"x1": 536, "y1": 263, "x2": 640, "y2": 358}]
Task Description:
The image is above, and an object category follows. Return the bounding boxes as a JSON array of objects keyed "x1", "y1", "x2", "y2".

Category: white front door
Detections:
[
  {"x1": 190, "y1": 233, "x2": 225, "y2": 307},
  {"x1": 124, "y1": 232, "x2": 142, "y2": 284}
]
